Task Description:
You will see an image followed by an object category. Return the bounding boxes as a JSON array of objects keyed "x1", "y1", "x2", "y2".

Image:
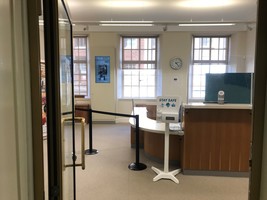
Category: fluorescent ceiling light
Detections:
[
  {"x1": 100, "y1": 21, "x2": 154, "y2": 23},
  {"x1": 178, "y1": 0, "x2": 234, "y2": 8},
  {"x1": 100, "y1": 1, "x2": 151, "y2": 8},
  {"x1": 100, "y1": 23, "x2": 154, "y2": 26},
  {"x1": 179, "y1": 23, "x2": 235, "y2": 26}
]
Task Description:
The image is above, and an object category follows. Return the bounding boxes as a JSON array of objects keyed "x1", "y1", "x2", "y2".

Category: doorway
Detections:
[{"x1": 35, "y1": 0, "x2": 267, "y2": 199}]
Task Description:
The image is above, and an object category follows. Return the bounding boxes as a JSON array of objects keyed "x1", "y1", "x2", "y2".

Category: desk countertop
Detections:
[
  {"x1": 184, "y1": 103, "x2": 252, "y2": 110},
  {"x1": 129, "y1": 107, "x2": 183, "y2": 135}
]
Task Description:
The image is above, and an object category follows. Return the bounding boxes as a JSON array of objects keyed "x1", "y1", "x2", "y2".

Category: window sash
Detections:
[
  {"x1": 122, "y1": 36, "x2": 157, "y2": 69},
  {"x1": 73, "y1": 36, "x2": 88, "y2": 96},
  {"x1": 122, "y1": 69, "x2": 156, "y2": 98},
  {"x1": 121, "y1": 36, "x2": 158, "y2": 98},
  {"x1": 189, "y1": 36, "x2": 229, "y2": 101},
  {"x1": 192, "y1": 36, "x2": 229, "y2": 63}
]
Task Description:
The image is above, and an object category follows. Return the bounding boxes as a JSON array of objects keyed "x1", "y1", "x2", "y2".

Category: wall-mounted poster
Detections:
[{"x1": 95, "y1": 56, "x2": 110, "y2": 83}]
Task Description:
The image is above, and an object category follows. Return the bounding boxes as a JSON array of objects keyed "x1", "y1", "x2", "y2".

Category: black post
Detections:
[
  {"x1": 128, "y1": 115, "x2": 147, "y2": 171},
  {"x1": 136, "y1": 115, "x2": 140, "y2": 163},
  {"x1": 85, "y1": 108, "x2": 98, "y2": 155},
  {"x1": 78, "y1": 107, "x2": 146, "y2": 170}
]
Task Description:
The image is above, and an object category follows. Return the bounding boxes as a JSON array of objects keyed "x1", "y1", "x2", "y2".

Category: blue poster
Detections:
[{"x1": 95, "y1": 56, "x2": 110, "y2": 83}]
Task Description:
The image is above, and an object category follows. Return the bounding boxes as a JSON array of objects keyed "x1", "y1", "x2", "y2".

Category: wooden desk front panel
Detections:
[
  {"x1": 183, "y1": 109, "x2": 251, "y2": 172},
  {"x1": 144, "y1": 131, "x2": 183, "y2": 165}
]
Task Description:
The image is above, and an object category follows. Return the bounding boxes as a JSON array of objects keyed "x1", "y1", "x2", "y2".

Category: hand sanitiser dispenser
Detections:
[
  {"x1": 161, "y1": 112, "x2": 179, "y2": 123},
  {"x1": 156, "y1": 96, "x2": 179, "y2": 123},
  {"x1": 152, "y1": 96, "x2": 181, "y2": 184},
  {"x1": 218, "y1": 90, "x2": 225, "y2": 104}
]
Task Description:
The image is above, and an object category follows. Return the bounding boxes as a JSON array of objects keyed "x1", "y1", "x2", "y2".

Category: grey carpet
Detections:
[{"x1": 45, "y1": 123, "x2": 249, "y2": 200}]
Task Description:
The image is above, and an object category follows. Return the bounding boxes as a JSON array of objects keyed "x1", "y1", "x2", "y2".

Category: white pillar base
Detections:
[{"x1": 151, "y1": 166, "x2": 181, "y2": 184}]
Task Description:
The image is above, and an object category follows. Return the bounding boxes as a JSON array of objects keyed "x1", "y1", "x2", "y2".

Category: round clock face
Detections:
[{"x1": 170, "y1": 57, "x2": 182, "y2": 70}]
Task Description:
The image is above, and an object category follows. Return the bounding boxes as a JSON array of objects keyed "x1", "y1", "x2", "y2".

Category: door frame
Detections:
[
  {"x1": 27, "y1": 0, "x2": 44, "y2": 199},
  {"x1": 249, "y1": 0, "x2": 267, "y2": 199},
  {"x1": 43, "y1": 0, "x2": 63, "y2": 199},
  {"x1": 27, "y1": 0, "x2": 267, "y2": 199}
]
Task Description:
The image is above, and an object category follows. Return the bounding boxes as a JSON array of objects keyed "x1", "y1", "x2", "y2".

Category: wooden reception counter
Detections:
[
  {"x1": 129, "y1": 107, "x2": 184, "y2": 165},
  {"x1": 130, "y1": 103, "x2": 252, "y2": 176},
  {"x1": 183, "y1": 103, "x2": 252, "y2": 176}
]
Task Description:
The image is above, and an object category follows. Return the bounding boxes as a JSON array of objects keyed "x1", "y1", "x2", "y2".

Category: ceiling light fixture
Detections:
[
  {"x1": 99, "y1": 23, "x2": 154, "y2": 26},
  {"x1": 101, "y1": 1, "x2": 151, "y2": 8},
  {"x1": 179, "y1": 23, "x2": 235, "y2": 26},
  {"x1": 100, "y1": 21, "x2": 154, "y2": 24},
  {"x1": 178, "y1": 0, "x2": 233, "y2": 8}
]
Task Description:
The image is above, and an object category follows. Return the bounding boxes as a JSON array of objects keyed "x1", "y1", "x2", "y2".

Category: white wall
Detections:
[
  {"x1": 89, "y1": 33, "x2": 119, "y2": 122},
  {"x1": 0, "y1": 0, "x2": 33, "y2": 199},
  {"x1": 229, "y1": 32, "x2": 247, "y2": 72},
  {"x1": 229, "y1": 30, "x2": 256, "y2": 73},
  {"x1": 160, "y1": 32, "x2": 191, "y2": 102},
  {"x1": 246, "y1": 27, "x2": 256, "y2": 72}
]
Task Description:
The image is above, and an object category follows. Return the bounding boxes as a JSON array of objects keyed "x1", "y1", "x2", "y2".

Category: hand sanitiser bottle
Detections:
[{"x1": 218, "y1": 90, "x2": 225, "y2": 104}]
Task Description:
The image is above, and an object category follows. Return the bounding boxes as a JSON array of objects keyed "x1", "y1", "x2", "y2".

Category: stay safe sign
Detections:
[{"x1": 157, "y1": 96, "x2": 180, "y2": 110}]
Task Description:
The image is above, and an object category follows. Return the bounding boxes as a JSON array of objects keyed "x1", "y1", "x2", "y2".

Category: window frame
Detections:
[
  {"x1": 73, "y1": 36, "x2": 89, "y2": 96},
  {"x1": 120, "y1": 36, "x2": 159, "y2": 99},
  {"x1": 188, "y1": 36, "x2": 230, "y2": 102}
]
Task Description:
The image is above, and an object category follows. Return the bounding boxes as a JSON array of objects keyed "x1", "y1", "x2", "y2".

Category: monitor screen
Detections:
[{"x1": 204, "y1": 73, "x2": 253, "y2": 104}]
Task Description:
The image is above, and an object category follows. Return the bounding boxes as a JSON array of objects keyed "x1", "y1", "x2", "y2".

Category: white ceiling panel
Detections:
[{"x1": 65, "y1": 0, "x2": 257, "y2": 24}]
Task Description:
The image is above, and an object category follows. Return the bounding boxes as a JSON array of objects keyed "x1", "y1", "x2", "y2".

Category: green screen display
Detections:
[{"x1": 204, "y1": 73, "x2": 253, "y2": 104}]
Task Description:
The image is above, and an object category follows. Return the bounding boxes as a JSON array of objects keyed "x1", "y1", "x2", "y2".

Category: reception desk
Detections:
[
  {"x1": 183, "y1": 103, "x2": 252, "y2": 176},
  {"x1": 129, "y1": 107, "x2": 184, "y2": 165},
  {"x1": 130, "y1": 103, "x2": 252, "y2": 176}
]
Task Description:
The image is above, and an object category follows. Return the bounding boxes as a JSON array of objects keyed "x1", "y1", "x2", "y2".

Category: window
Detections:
[
  {"x1": 73, "y1": 36, "x2": 89, "y2": 96},
  {"x1": 189, "y1": 36, "x2": 230, "y2": 101},
  {"x1": 120, "y1": 36, "x2": 158, "y2": 98}
]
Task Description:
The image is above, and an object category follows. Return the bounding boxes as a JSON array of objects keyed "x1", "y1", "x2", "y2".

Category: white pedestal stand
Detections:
[{"x1": 151, "y1": 123, "x2": 181, "y2": 183}]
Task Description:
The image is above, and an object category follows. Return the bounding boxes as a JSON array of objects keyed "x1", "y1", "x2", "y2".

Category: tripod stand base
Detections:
[
  {"x1": 85, "y1": 149, "x2": 98, "y2": 155},
  {"x1": 128, "y1": 162, "x2": 147, "y2": 171}
]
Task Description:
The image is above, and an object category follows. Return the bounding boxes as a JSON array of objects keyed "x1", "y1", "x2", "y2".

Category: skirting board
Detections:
[
  {"x1": 115, "y1": 117, "x2": 130, "y2": 124},
  {"x1": 183, "y1": 170, "x2": 249, "y2": 177}
]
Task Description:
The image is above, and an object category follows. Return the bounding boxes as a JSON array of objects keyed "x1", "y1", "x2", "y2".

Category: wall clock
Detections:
[{"x1": 170, "y1": 57, "x2": 182, "y2": 70}]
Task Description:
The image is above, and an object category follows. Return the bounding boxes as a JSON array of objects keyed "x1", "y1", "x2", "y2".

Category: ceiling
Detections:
[{"x1": 65, "y1": 0, "x2": 257, "y2": 25}]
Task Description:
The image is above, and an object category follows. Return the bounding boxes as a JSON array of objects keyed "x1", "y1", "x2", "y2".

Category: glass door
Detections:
[
  {"x1": 58, "y1": 0, "x2": 76, "y2": 199},
  {"x1": 43, "y1": 0, "x2": 76, "y2": 199}
]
